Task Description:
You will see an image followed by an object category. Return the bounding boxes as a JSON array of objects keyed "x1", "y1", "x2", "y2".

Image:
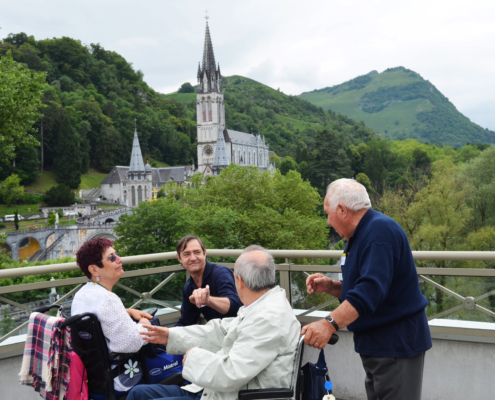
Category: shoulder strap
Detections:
[{"x1": 315, "y1": 349, "x2": 328, "y2": 372}]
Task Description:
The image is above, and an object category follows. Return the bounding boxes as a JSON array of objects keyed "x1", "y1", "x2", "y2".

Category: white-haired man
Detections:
[
  {"x1": 128, "y1": 245, "x2": 300, "y2": 400},
  {"x1": 302, "y1": 178, "x2": 431, "y2": 400}
]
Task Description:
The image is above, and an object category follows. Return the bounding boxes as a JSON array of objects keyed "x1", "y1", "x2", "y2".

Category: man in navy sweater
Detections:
[
  {"x1": 175, "y1": 235, "x2": 243, "y2": 327},
  {"x1": 302, "y1": 179, "x2": 431, "y2": 400}
]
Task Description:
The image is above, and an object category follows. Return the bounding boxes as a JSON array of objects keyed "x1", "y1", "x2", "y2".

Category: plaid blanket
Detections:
[{"x1": 19, "y1": 312, "x2": 72, "y2": 400}]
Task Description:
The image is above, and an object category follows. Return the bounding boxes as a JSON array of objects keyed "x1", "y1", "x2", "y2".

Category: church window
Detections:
[
  {"x1": 202, "y1": 102, "x2": 206, "y2": 122},
  {"x1": 208, "y1": 100, "x2": 212, "y2": 121},
  {"x1": 131, "y1": 187, "x2": 136, "y2": 207},
  {"x1": 138, "y1": 186, "x2": 143, "y2": 203},
  {"x1": 145, "y1": 186, "x2": 147, "y2": 200}
]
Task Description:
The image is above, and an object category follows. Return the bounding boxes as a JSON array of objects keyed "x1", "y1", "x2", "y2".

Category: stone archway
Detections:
[
  {"x1": 105, "y1": 218, "x2": 115, "y2": 224},
  {"x1": 18, "y1": 237, "x2": 41, "y2": 260},
  {"x1": 84, "y1": 230, "x2": 118, "y2": 243}
]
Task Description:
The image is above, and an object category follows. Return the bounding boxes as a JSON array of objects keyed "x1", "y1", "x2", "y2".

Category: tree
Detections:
[
  {"x1": 44, "y1": 184, "x2": 75, "y2": 207},
  {"x1": 310, "y1": 129, "x2": 352, "y2": 195},
  {"x1": 14, "y1": 209, "x2": 19, "y2": 230},
  {"x1": 279, "y1": 156, "x2": 298, "y2": 175},
  {"x1": 462, "y1": 147, "x2": 495, "y2": 225},
  {"x1": 47, "y1": 211, "x2": 56, "y2": 226},
  {"x1": 178, "y1": 82, "x2": 194, "y2": 93},
  {"x1": 113, "y1": 198, "x2": 191, "y2": 268},
  {"x1": 0, "y1": 51, "x2": 46, "y2": 161},
  {"x1": 55, "y1": 108, "x2": 82, "y2": 188},
  {"x1": 0, "y1": 308, "x2": 15, "y2": 336},
  {"x1": 356, "y1": 173, "x2": 374, "y2": 195},
  {"x1": 0, "y1": 174, "x2": 24, "y2": 205}
]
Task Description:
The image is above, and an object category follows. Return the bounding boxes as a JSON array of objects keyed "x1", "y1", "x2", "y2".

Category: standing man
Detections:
[
  {"x1": 175, "y1": 235, "x2": 242, "y2": 327},
  {"x1": 302, "y1": 179, "x2": 431, "y2": 400}
]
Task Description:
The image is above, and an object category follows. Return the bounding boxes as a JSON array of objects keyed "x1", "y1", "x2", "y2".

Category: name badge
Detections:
[{"x1": 340, "y1": 253, "x2": 346, "y2": 266}]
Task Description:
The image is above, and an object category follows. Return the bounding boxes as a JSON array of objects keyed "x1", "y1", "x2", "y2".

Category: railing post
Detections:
[{"x1": 279, "y1": 258, "x2": 292, "y2": 307}]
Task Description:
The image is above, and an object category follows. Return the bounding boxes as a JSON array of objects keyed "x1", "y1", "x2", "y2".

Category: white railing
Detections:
[{"x1": 0, "y1": 250, "x2": 494, "y2": 344}]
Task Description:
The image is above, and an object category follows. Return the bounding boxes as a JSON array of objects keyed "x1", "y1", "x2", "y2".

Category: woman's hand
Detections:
[{"x1": 126, "y1": 309, "x2": 153, "y2": 321}]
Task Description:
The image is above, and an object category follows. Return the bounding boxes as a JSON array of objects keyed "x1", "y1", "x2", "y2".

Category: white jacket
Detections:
[{"x1": 167, "y1": 286, "x2": 301, "y2": 400}]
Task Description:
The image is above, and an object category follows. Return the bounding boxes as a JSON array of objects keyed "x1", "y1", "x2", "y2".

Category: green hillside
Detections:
[
  {"x1": 165, "y1": 75, "x2": 380, "y2": 155},
  {"x1": 299, "y1": 67, "x2": 495, "y2": 148}
]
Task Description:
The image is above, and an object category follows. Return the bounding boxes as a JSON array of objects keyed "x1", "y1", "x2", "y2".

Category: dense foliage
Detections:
[
  {"x1": 0, "y1": 33, "x2": 196, "y2": 188},
  {"x1": 0, "y1": 50, "x2": 45, "y2": 162}
]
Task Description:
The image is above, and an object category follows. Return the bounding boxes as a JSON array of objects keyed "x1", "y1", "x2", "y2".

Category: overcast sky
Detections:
[{"x1": 2, "y1": 0, "x2": 495, "y2": 130}]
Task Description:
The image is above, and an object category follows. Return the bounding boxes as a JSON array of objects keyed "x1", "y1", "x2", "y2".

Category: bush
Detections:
[
  {"x1": 178, "y1": 82, "x2": 194, "y2": 93},
  {"x1": 45, "y1": 184, "x2": 75, "y2": 207},
  {"x1": 0, "y1": 222, "x2": 6, "y2": 229},
  {"x1": 23, "y1": 192, "x2": 44, "y2": 204}
]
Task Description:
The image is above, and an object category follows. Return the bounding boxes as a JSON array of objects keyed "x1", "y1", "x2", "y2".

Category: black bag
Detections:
[{"x1": 301, "y1": 349, "x2": 332, "y2": 400}]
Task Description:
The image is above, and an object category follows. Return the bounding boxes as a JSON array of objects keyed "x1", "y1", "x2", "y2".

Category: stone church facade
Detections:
[
  {"x1": 99, "y1": 19, "x2": 274, "y2": 207},
  {"x1": 196, "y1": 20, "x2": 274, "y2": 176}
]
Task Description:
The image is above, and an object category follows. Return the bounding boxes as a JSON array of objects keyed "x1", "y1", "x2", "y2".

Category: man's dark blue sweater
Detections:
[
  {"x1": 342, "y1": 209, "x2": 432, "y2": 358},
  {"x1": 175, "y1": 260, "x2": 243, "y2": 327}
]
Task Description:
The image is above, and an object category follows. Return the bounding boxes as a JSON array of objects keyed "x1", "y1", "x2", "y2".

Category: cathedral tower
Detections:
[{"x1": 196, "y1": 17, "x2": 227, "y2": 175}]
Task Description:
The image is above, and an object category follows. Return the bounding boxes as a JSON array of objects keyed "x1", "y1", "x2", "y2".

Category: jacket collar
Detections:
[
  {"x1": 189, "y1": 260, "x2": 214, "y2": 289},
  {"x1": 237, "y1": 286, "x2": 283, "y2": 320}
]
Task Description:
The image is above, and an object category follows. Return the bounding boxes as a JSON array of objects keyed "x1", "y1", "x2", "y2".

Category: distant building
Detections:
[
  {"x1": 97, "y1": 18, "x2": 275, "y2": 207},
  {"x1": 196, "y1": 19, "x2": 275, "y2": 176},
  {"x1": 99, "y1": 126, "x2": 194, "y2": 207}
]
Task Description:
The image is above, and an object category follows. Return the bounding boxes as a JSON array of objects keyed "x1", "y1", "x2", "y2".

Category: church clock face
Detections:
[{"x1": 203, "y1": 145, "x2": 214, "y2": 156}]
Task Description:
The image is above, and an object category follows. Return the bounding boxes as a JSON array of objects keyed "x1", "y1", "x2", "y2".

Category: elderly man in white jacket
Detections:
[{"x1": 128, "y1": 245, "x2": 301, "y2": 400}]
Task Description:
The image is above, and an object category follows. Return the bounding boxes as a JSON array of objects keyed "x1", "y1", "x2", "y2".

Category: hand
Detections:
[
  {"x1": 182, "y1": 347, "x2": 194, "y2": 367},
  {"x1": 127, "y1": 309, "x2": 153, "y2": 321},
  {"x1": 301, "y1": 319, "x2": 334, "y2": 350},
  {"x1": 140, "y1": 325, "x2": 169, "y2": 344},
  {"x1": 139, "y1": 318, "x2": 151, "y2": 326},
  {"x1": 189, "y1": 285, "x2": 210, "y2": 308},
  {"x1": 306, "y1": 273, "x2": 335, "y2": 295}
]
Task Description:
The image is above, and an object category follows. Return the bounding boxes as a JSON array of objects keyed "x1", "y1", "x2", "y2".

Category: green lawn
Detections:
[
  {"x1": 25, "y1": 169, "x2": 108, "y2": 193},
  {"x1": 0, "y1": 203, "x2": 43, "y2": 217}
]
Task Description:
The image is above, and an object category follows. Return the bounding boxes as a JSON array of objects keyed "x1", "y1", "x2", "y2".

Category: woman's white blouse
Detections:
[{"x1": 71, "y1": 282, "x2": 147, "y2": 354}]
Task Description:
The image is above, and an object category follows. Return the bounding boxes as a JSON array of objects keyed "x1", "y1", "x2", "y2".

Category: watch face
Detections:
[{"x1": 204, "y1": 145, "x2": 213, "y2": 156}]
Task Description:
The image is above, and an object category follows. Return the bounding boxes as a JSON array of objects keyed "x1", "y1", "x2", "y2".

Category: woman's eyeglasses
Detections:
[{"x1": 98, "y1": 253, "x2": 120, "y2": 264}]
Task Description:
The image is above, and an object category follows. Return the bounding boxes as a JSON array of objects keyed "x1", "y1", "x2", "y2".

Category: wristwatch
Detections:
[{"x1": 325, "y1": 315, "x2": 339, "y2": 331}]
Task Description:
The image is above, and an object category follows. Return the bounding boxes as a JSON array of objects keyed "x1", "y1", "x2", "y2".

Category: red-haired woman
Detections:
[{"x1": 72, "y1": 238, "x2": 151, "y2": 392}]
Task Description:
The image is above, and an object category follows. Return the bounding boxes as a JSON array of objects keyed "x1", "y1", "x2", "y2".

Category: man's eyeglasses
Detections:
[{"x1": 98, "y1": 253, "x2": 120, "y2": 265}]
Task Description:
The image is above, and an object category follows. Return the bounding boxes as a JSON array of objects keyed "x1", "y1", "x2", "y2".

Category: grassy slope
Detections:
[
  {"x1": 299, "y1": 68, "x2": 494, "y2": 146},
  {"x1": 299, "y1": 69, "x2": 432, "y2": 138},
  {"x1": 165, "y1": 75, "x2": 334, "y2": 137},
  {"x1": 25, "y1": 169, "x2": 108, "y2": 193}
]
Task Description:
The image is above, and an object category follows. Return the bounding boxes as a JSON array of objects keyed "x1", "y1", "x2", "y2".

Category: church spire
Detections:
[
  {"x1": 198, "y1": 15, "x2": 222, "y2": 93},
  {"x1": 212, "y1": 130, "x2": 230, "y2": 171},
  {"x1": 128, "y1": 121, "x2": 145, "y2": 173}
]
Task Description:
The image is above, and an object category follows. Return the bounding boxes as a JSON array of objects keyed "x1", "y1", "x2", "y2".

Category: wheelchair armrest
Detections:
[{"x1": 238, "y1": 388, "x2": 293, "y2": 400}]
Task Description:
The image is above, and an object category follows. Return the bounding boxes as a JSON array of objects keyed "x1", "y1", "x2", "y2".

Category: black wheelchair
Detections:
[
  {"x1": 239, "y1": 333, "x2": 339, "y2": 400},
  {"x1": 34, "y1": 304, "x2": 185, "y2": 400},
  {"x1": 33, "y1": 305, "x2": 338, "y2": 400}
]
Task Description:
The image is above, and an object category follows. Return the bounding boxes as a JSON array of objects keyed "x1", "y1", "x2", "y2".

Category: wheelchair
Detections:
[
  {"x1": 239, "y1": 333, "x2": 339, "y2": 400},
  {"x1": 34, "y1": 304, "x2": 185, "y2": 400}
]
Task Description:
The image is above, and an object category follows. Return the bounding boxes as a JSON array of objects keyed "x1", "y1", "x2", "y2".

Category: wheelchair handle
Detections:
[
  {"x1": 328, "y1": 333, "x2": 339, "y2": 345},
  {"x1": 60, "y1": 312, "x2": 95, "y2": 329},
  {"x1": 33, "y1": 304, "x2": 64, "y2": 314}
]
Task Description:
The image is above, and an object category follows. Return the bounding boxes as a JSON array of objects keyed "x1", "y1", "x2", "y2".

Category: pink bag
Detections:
[{"x1": 66, "y1": 351, "x2": 88, "y2": 400}]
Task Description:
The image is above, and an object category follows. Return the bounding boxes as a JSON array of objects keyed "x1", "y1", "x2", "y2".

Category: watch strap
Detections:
[{"x1": 325, "y1": 315, "x2": 339, "y2": 331}]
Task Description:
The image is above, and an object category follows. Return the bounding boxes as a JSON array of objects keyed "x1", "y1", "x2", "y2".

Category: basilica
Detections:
[{"x1": 98, "y1": 19, "x2": 274, "y2": 207}]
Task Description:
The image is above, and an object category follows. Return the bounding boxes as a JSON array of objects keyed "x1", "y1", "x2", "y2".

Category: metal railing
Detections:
[{"x1": 1, "y1": 250, "x2": 494, "y2": 344}]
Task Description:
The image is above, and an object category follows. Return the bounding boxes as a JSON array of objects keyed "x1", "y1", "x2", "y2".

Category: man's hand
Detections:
[
  {"x1": 140, "y1": 325, "x2": 169, "y2": 344},
  {"x1": 182, "y1": 347, "x2": 194, "y2": 367},
  {"x1": 127, "y1": 309, "x2": 153, "y2": 321},
  {"x1": 306, "y1": 273, "x2": 336, "y2": 295},
  {"x1": 189, "y1": 285, "x2": 210, "y2": 308},
  {"x1": 301, "y1": 319, "x2": 334, "y2": 350}
]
